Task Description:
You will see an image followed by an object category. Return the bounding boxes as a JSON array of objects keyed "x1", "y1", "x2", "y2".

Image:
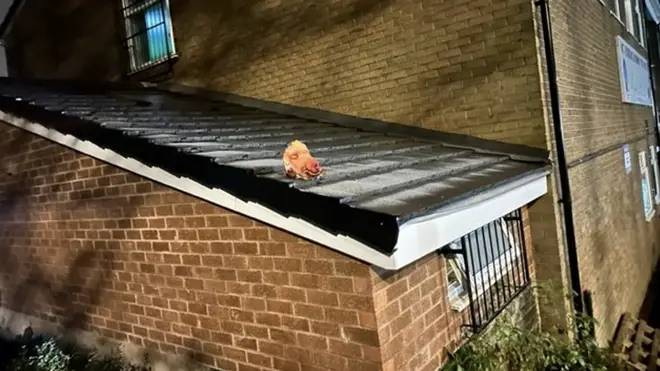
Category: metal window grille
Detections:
[
  {"x1": 119, "y1": 0, "x2": 176, "y2": 73},
  {"x1": 442, "y1": 208, "x2": 531, "y2": 333},
  {"x1": 649, "y1": 145, "x2": 660, "y2": 203},
  {"x1": 639, "y1": 151, "x2": 656, "y2": 219}
]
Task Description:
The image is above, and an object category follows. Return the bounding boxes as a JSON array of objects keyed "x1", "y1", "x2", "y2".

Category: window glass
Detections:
[{"x1": 120, "y1": 0, "x2": 176, "y2": 71}]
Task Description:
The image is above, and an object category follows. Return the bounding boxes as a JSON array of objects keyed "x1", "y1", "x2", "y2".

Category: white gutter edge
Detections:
[
  {"x1": 647, "y1": 0, "x2": 660, "y2": 24},
  {"x1": 391, "y1": 172, "x2": 548, "y2": 269},
  {"x1": 0, "y1": 111, "x2": 549, "y2": 271}
]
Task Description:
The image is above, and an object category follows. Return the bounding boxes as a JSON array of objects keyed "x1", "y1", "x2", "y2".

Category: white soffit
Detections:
[{"x1": 0, "y1": 110, "x2": 549, "y2": 271}]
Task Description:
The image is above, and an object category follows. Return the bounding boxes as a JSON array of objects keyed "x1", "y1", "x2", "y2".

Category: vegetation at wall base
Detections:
[
  {"x1": 0, "y1": 333, "x2": 148, "y2": 371},
  {"x1": 442, "y1": 313, "x2": 623, "y2": 371}
]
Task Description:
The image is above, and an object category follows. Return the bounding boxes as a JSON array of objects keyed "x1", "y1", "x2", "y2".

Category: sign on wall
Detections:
[
  {"x1": 623, "y1": 144, "x2": 632, "y2": 174},
  {"x1": 616, "y1": 36, "x2": 653, "y2": 107}
]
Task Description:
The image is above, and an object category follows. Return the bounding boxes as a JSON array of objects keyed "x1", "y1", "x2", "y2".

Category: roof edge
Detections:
[
  {"x1": 151, "y1": 82, "x2": 551, "y2": 163},
  {"x1": 0, "y1": 94, "x2": 402, "y2": 252},
  {"x1": 0, "y1": 108, "x2": 404, "y2": 270},
  {"x1": 0, "y1": 0, "x2": 24, "y2": 43},
  {"x1": 0, "y1": 76, "x2": 155, "y2": 92},
  {"x1": 0, "y1": 104, "x2": 549, "y2": 272},
  {"x1": 391, "y1": 171, "x2": 548, "y2": 269},
  {"x1": 0, "y1": 110, "x2": 549, "y2": 271}
]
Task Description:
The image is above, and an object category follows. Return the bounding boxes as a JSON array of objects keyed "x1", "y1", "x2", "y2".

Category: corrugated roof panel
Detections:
[{"x1": 0, "y1": 78, "x2": 550, "y2": 254}]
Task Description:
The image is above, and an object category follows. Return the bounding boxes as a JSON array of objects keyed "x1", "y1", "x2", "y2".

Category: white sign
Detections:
[
  {"x1": 623, "y1": 144, "x2": 632, "y2": 174},
  {"x1": 616, "y1": 36, "x2": 653, "y2": 107}
]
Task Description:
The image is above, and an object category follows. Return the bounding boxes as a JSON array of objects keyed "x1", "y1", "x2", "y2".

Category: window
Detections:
[
  {"x1": 648, "y1": 145, "x2": 660, "y2": 204},
  {"x1": 443, "y1": 209, "x2": 531, "y2": 332},
  {"x1": 633, "y1": 0, "x2": 646, "y2": 47},
  {"x1": 639, "y1": 151, "x2": 656, "y2": 220},
  {"x1": 610, "y1": 0, "x2": 626, "y2": 23},
  {"x1": 120, "y1": 0, "x2": 176, "y2": 72},
  {"x1": 619, "y1": 0, "x2": 647, "y2": 46}
]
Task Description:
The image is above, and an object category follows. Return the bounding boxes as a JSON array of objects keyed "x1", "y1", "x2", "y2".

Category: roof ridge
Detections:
[
  {"x1": 149, "y1": 81, "x2": 550, "y2": 164},
  {"x1": 0, "y1": 77, "x2": 550, "y2": 165}
]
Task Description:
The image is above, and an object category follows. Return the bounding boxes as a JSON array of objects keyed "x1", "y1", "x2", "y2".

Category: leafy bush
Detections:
[
  {"x1": 0, "y1": 333, "x2": 148, "y2": 371},
  {"x1": 442, "y1": 313, "x2": 623, "y2": 371}
]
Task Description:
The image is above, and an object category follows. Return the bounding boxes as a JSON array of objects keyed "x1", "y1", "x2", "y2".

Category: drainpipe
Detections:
[
  {"x1": 535, "y1": 0, "x2": 585, "y2": 317},
  {"x1": 642, "y1": 0, "x2": 660, "y2": 147}
]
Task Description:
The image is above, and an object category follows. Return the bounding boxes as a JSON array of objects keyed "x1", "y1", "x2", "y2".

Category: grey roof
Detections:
[{"x1": 0, "y1": 78, "x2": 549, "y2": 253}]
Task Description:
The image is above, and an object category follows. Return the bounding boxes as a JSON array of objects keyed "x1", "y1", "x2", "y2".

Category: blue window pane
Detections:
[{"x1": 144, "y1": 3, "x2": 170, "y2": 61}]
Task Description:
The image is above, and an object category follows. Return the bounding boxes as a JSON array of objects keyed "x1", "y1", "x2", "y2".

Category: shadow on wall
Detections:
[
  {"x1": 7, "y1": 0, "x2": 393, "y2": 84},
  {"x1": 8, "y1": 0, "x2": 546, "y2": 146},
  {"x1": 167, "y1": 0, "x2": 545, "y2": 147},
  {"x1": 0, "y1": 130, "x2": 217, "y2": 366},
  {"x1": 0, "y1": 132, "x2": 138, "y2": 334},
  {"x1": 172, "y1": 0, "x2": 392, "y2": 89},
  {"x1": 0, "y1": 2, "x2": 401, "y2": 367},
  {"x1": 8, "y1": 0, "x2": 125, "y2": 79}
]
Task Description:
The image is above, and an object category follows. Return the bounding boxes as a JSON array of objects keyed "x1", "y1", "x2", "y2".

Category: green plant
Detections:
[
  {"x1": 8, "y1": 337, "x2": 70, "y2": 371},
  {"x1": 1, "y1": 334, "x2": 151, "y2": 371},
  {"x1": 442, "y1": 313, "x2": 623, "y2": 371},
  {"x1": 31, "y1": 338, "x2": 72, "y2": 371}
]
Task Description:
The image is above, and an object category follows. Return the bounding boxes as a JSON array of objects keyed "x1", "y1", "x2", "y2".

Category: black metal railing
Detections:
[
  {"x1": 117, "y1": 0, "x2": 176, "y2": 77},
  {"x1": 442, "y1": 208, "x2": 531, "y2": 333}
]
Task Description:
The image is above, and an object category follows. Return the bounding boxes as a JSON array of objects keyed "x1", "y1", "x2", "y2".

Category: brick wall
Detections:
[
  {"x1": 370, "y1": 208, "x2": 539, "y2": 371},
  {"x1": 532, "y1": 0, "x2": 660, "y2": 343},
  {"x1": 2, "y1": 1, "x2": 122, "y2": 80},
  {"x1": 0, "y1": 121, "x2": 380, "y2": 371},
  {"x1": 4, "y1": 0, "x2": 546, "y2": 148},
  {"x1": 0, "y1": 119, "x2": 538, "y2": 370},
  {"x1": 7, "y1": 0, "x2": 650, "y2": 350}
]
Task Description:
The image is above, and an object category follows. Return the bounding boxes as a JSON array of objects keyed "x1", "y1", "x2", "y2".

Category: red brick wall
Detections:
[
  {"x1": 370, "y1": 207, "x2": 538, "y2": 371},
  {"x1": 0, "y1": 121, "x2": 538, "y2": 370},
  {"x1": 0, "y1": 121, "x2": 380, "y2": 371}
]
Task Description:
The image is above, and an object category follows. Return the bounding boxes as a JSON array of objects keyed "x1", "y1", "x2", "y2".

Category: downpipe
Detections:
[
  {"x1": 534, "y1": 0, "x2": 586, "y2": 322},
  {"x1": 641, "y1": 0, "x2": 660, "y2": 157}
]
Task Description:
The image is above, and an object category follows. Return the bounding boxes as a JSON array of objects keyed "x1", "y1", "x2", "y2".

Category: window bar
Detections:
[
  {"x1": 499, "y1": 218, "x2": 514, "y2": 301},
  {"x1": 498, "y1": 218, "x2": 515, "y2": 297},
  {"x1": 516, "y1": 210, "x2": 531, "y2": 281},
  {"x1": 121, "y1": 0, "x2": 160, "y2": 14},
  {"x1": 485, "y1": 222, "x2": 504, "y2": 309},
  {"x1": 460, "y1": 235, "x2": 479, "y2": 331},
  {"x1": 446, "y1": 209, "x2": 532, "y2": 333},
  {"x1": 505, "y1": 218, "x2": 520, "y2": 291},
  {"x1": 158, "y1": 0, "x2": 172, "y2": 59},
  {"x1": 466, "y1": 234, "x2": 486, "y2": 327},
  {"x1": 504, "y1": 212, "x2": 523, "y2": 289},
  {"x1": 501, "y1": 216, "x2": 519, "y2": 294},
  {"x1": 474, "y1": 229, "x2": 493, "y2": 323},
  {"x1": 124, "y1": 18, "x2": 166, "y2": 39},
  {"x1": 511, "y1": 212, "x2": 526, "y2": 288}
]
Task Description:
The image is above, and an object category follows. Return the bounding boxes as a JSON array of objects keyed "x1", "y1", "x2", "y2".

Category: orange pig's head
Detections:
[{"x1": 282, "y1": 140, "x2": 324, "y2": 180}]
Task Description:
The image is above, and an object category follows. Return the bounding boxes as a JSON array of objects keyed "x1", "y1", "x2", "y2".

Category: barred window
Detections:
[
  {"x1": 443, "y1": 209, "x2": 531, "y2": 332},
  {"x1": 639, "y1": 151, "x2": 656, "y2": 220},
  {"x1": 120, "y1": 0, "x2": 176, "y2": 72},
  {"x1": 649, "y1": 145, "x2": 660, "y2": 204}
]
